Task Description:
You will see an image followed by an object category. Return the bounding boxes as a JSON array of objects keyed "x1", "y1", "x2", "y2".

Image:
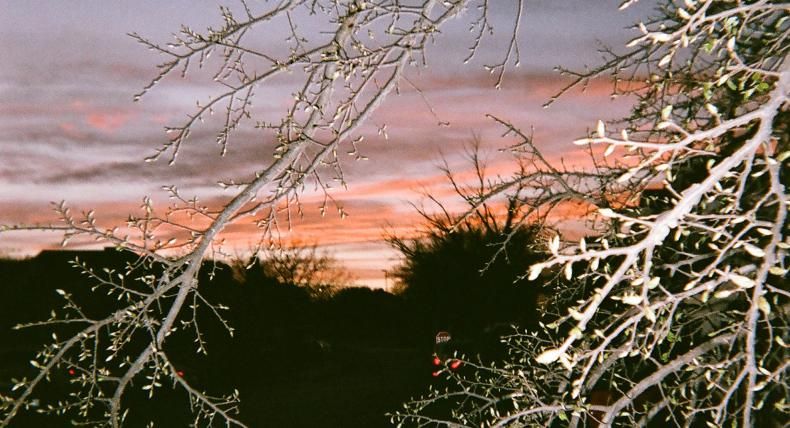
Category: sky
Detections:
[{"x1": 0, "y1": 0, "x2": 658, "y2": 288}]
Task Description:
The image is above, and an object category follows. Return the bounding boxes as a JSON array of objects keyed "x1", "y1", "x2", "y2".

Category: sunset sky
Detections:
[{"x1": 0, "y1": 1, "x2": 657, "y2": 288}]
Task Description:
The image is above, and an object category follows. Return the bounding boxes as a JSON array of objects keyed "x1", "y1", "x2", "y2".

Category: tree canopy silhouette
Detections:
[{"x1": 389, "y1": 144, "x2": 548, "y2": 337}]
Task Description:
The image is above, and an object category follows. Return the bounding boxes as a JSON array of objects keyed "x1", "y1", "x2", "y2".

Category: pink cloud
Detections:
[
  {"x1": 85, "y1": 111, "x2": 132, "y2": 132},
  {"x1": 2, "y1": 70, "x2": 642, "y2": 290},
  {"x1": 58, "y1": 122, "x2": 84, "y2": 138}
]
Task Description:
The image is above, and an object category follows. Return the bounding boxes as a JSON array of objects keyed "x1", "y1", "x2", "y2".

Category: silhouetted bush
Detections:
[{"x1": 390, "y1": 221, "x2": 546, "y2": 340}]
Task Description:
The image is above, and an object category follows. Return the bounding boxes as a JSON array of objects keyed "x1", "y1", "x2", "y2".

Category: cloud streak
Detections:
[{"x1": 0, "y1": 1, "x2": 651, "y2": 287}]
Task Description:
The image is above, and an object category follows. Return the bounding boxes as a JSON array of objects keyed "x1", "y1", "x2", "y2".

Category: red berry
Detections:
[
  {"x1": 449, "y1": 360, "x2": 462, "y2": 370},
  {"x1": 433, "y1": 356, "x2": 441, "y2": 366}
]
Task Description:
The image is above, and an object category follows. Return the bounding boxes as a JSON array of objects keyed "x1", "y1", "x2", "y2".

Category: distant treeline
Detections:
[{"x1": 0, "y1": 248, "x2": 538, "y2": 427}]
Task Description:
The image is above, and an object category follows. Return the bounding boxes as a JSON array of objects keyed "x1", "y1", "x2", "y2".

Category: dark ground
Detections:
[{"x1": 0, "y1": 250, "x2": 486, "y2": 427}]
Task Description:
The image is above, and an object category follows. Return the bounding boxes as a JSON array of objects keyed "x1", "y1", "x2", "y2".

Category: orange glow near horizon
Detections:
[{"x1": 0, "y1": 72, "x2": 636, "y2": 289}]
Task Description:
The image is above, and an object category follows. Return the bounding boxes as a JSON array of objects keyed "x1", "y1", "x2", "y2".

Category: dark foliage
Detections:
[
  {"x1": 390, "y1": 223, "x2": 546, "y2": 339},
  {"x1": 0, "y1": 251, "x2": 432, "y2": 427},
  {"x1": 387, "y1": 143, "x2": 550, "y2": 358}
]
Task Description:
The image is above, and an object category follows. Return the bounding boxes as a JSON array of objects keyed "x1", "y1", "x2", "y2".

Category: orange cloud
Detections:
[
  {"x1": 2, "y1": 68, "x2": 644, "y2": 290},
  {"x1": 85, "y1": 111, "x2": 132, "y2": 132}
]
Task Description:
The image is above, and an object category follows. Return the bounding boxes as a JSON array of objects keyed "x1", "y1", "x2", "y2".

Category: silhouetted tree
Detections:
[
  {"x1": 389, "y1": 144, "x2": 548, "y2": 339},
  {"x1": 254, "y1": 243, "x2": 355, "y2": 299}
]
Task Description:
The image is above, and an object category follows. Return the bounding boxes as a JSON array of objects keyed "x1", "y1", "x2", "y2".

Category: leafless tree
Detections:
[
  {"x1": 249, "y1": 242, "x2": 354, "y2": 297},
  {"x1": 0, "y1": 1, "x2": 525, "y2": 426},
  {"x1": 394, "y1": 0, "x2": 788, "y2": 426}
]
